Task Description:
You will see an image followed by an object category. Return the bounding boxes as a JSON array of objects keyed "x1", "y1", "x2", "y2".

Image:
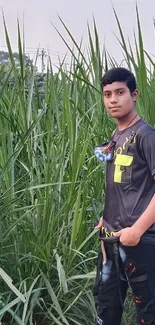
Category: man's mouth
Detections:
[
  {"x1": 110, "y1": 106, "x2": 120, "y2": 109},
  {"x1": 109, "y1": 107, "x2": 120, "y2": 111}
]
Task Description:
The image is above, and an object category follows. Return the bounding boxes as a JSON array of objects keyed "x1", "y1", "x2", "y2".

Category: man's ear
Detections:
[{"x1": 132, "y1": 89, "x2": 139, "y2": 102}]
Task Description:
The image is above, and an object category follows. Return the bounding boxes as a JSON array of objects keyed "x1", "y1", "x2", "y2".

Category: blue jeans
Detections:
[{"x1": 95, "y1": 241, "x2": 155, "y2": 325}]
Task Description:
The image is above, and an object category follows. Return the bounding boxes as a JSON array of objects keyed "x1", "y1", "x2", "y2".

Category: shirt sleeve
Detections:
[{"x1": 140, "y1": 129, "x2": 155, "y2": 176}]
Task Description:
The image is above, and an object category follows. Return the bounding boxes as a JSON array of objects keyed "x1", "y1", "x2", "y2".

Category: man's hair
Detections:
[{"x1": 101, "y1": 67, "x2": 136, "y2": 93}]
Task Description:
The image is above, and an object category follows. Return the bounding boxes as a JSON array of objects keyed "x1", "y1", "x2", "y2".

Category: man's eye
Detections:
[
  {"x1": 104, "y1": 93, "x2": 111, "y2": 98},
  {"x1": 118, "y1": 91, "x2": 123, "y2": 95}
]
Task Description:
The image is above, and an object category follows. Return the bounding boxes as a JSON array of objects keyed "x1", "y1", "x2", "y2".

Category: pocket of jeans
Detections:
[
  {"x1": 96, "y1": 305, "x2": 107, "y2": 325},
  {"x1": 126, "y1": 264, "x2": 153, "y2": 313}
]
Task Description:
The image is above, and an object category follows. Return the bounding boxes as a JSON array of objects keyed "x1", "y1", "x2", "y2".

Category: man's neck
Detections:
[{"x1": 116, "y1": 112, "x2": 140, "y2": 131}]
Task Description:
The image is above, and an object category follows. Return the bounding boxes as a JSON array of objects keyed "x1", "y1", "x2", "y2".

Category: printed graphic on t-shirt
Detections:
[{"x1": 114, "y1": 135, "x2": 136, "y2": 183}]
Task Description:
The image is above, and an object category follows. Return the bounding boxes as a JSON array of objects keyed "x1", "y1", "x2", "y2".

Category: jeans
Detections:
[{"x1": 95, "y1": 241, "x2": 155, "y2": 325}]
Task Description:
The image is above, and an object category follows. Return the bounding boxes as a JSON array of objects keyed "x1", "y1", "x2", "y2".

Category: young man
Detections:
[{"x1": 95, "y1": 67, "x2": 155, "y2": 325}]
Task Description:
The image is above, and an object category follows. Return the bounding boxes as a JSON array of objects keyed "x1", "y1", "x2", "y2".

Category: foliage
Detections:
[
  {"x1": 0, "y1": 6, "x2": 154, "y2": 324},
  {"x1": 0, "y1": 50, "x2": 32, "y2": 68}
]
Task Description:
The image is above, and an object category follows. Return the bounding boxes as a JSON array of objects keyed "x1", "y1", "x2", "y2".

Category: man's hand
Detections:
[
  {"x1": 95, "y1": 216, "x2": 103, "y2": 230},
  {"x1": 113, "y1": 226, "x2": 141, "y2": 246}
]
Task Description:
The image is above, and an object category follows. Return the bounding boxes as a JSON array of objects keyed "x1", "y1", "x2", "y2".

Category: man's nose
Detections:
[{"x1": 110, "y1": 94, "x2": 118, "y2": 103}]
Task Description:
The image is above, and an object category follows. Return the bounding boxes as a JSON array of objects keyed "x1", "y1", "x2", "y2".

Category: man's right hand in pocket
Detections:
[{"x1": 95, "y1": 216, "x2": 103, "y2": 230}]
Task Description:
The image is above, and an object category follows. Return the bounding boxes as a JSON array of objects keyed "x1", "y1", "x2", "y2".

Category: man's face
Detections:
[{"x1": 103, "y1": 81, "x2": 138, "y2": 119}]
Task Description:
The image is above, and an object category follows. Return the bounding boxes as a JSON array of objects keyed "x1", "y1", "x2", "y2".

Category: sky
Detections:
[{"x1": 0, "y1": 0, "x2": 155, "y2": 71}]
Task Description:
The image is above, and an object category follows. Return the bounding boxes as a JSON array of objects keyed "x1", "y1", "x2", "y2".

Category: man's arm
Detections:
[
  {"x1": 114, "y1": 129, "x2": 155, "y2": 246},
  {"x1": 132, "y1": 187, "x2": 155, "y2": 237},
  {"x1": 131, "y1": 175, "x2": 155, "y2": 240},
  {"x1": 114, "y1": 188, "x2": 155, "y2": 246}
]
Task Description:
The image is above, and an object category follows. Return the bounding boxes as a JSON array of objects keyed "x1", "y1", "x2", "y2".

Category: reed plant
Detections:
[{"x1": 0, "y1": 6, "x2": 154, "y2": 324}]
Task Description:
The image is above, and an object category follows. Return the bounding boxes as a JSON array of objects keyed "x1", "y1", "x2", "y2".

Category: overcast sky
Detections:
[{"x1": 0, "y1": 0, "x2": 155, "y2": 70}]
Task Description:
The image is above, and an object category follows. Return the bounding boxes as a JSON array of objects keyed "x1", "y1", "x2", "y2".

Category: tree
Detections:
[{"x1": 0, "y1": 50, "x2": 33, "y2": 68}]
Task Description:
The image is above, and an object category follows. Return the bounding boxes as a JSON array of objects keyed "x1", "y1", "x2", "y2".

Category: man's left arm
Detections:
[
  {"x1": 114, "y1": 129, "x2": 155, "y2": 246},
  {"x1": 132, "y1": 189, "x2": 155, "y2": 237}
]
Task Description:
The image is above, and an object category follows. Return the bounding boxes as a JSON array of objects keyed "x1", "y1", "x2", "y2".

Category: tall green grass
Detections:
[{"x1": 0, "y1": 6, "x2": 154, "y2": 324}]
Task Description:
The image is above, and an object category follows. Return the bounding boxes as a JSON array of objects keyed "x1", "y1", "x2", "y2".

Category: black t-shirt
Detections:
[{"x1": 103, "y1": 118, "x2": 155, "y2": 243}]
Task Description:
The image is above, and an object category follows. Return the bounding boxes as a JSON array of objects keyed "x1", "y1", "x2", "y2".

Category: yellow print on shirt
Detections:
[
  {"x1": 101, "y1": 226, "x2": 115, "y2": 238},
  {"x1": 113, "y1": 135, "x2": 136, "y2": 183}
]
